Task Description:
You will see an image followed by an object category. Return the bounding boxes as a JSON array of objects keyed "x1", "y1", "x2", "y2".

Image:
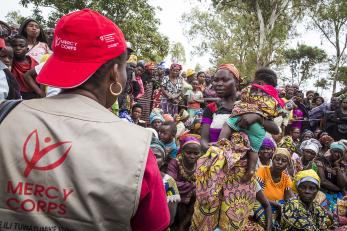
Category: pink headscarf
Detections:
[{"x1": 170, "y1": 63, "x2": 182, "y2": 71}]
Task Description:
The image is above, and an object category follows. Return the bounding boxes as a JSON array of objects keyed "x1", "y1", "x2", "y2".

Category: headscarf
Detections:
[
  {"x1": 179, "y1": 134, "x2": 201, "y2": 149},
  {"x1": 300, "y1": 138, "x2": 322, "y2": 155},
  {"x1": 330, "y1": 141, "x2": 347, "y2": 153},
  {"x1": 301, "y1": 130, "x2": 314, "y2": 140},
  {"x1": 163, "y1": 114, "x2": 174, "y2": 122},
  {"x1": 218, "y1": 64, "x2": 240, "y2": 82},
  {"x1": 261, "y1": 136, "x2": 276, "y2": 150},
  {"x1": 150, "y1": 111, "x2": 164, "y2": 124},
  {"x1": 319, "y1": 134, "x2": 334, "y2": 146},
  {"x1": 170, "y1": 63, "x2": 182, "y2": 71},
  {"x1": 186, "y1": 69, "x2": 195, "y2": 78},
  {"x1": 273, "y1": 148, "x2": 291, "y2": 162},
  {"x1": 150, "y1": 136, "x2": 166, "y2": 159},
  {"x1": 176, "y1": 109, "x2": 189, "y2": 122},
  {"x1": 144, "y1": 62, "x2": 155, "y2": 70},
  {"x1": 278, "y1": 136, "x2": 296, "y2": 153},
  {"x1": 292, "y1": 169, "x2": 320, "y2": 193}
]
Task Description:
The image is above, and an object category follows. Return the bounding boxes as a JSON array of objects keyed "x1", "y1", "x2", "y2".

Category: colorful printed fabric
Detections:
[
  {"x1": 166, "y1": 156, "x2": 196, "y2": 204},
  {"x1": 256, "y1": 166, "x2": 292, "y2": 201},
  {"x1": 232, "y1": 84, "x2": 281, "y2": 119},
  {"x1": 278, "y1": 136, "x2": 297, "y2": 154},
  {"x1": 227, "y1": 116, "x2": 266, "y2": 152},
  {"x1": 191, "y1": 134, "x2": 257, "y2": 230},
  {"x1": 280, "y1": 198, "x2": 333, "y2": 230},
  {"x1": 163, "y1": 174, "x2": 181, "y2": 203}
]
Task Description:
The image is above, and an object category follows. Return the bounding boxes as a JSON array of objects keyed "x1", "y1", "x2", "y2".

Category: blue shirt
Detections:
[{"x1": 164, "y1": 139, "x2": 178, "y2": 158}]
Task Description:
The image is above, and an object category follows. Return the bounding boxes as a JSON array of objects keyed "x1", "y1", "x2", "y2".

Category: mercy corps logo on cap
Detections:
[{"x1": 37, "y1": 8, "x2": 126, "y2": 89}]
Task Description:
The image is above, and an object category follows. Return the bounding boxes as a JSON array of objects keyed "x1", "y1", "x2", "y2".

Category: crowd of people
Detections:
[{"x1": 0, "y1": 8, "x2": 347, "y2": 231}]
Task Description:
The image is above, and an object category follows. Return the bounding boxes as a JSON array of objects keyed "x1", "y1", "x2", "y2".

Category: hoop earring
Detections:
[{"x1": 109, "y1": 82, "x2": 122, "y2": 96}]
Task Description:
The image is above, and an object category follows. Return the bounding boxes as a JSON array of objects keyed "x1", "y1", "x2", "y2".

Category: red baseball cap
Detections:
[
  {"x1": 37, "y1": 9, "x2": 126, "y2": 88},
  {"x1": 0, "y1": 38, "x2": 5, "y2": 49}
]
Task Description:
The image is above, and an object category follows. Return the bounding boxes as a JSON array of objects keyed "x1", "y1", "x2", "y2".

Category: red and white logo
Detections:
[{"x1": 23, "y1": 129, "x2": 72, "y2": 177}]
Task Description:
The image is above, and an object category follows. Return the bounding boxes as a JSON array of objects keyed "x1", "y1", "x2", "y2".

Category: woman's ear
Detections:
[{"x1": 109, "y1": 63, "x2": 119, "y2": 82}]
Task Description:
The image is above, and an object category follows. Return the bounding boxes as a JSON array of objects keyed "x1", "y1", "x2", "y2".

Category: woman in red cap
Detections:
[{"x1": 0, "y1": 9, "x2": 169, "y2": 231}]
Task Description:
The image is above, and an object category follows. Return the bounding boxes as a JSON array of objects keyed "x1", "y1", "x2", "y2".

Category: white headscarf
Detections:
[{"x1": 300, "y1": 138, "x2": 322, "y2": 155}]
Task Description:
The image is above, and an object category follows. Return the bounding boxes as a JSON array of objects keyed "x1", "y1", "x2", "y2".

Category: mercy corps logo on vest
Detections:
[{"x1": 5, "y1": 129, "x2": 74, "y2": 216}]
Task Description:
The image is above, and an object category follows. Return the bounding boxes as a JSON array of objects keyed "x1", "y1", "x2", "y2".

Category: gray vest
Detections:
[{"x1": 0, "y1": 94, "x2": 151, "y2": 230}]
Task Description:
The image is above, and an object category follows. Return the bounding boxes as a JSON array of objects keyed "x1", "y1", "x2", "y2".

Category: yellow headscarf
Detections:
[
  {"x1": 273, "y1": 147, "x2": 291, "y2": 161},
  {"x1": 292, "y1": 169, "x2": 320, "y2": 193}
]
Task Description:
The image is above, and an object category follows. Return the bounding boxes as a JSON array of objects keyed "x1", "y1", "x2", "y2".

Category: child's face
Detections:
[
  {"x1": 192, "y1": 81, "x2": 199, "y2": 90},
  {"x1": 159, "y1": 125, "x2": 173, "y2": 143},
  {"x1": 135, "y1": 66, "x2": 144, "y2": 76},
  {"x1": 12, "y1": 39, "x2": 28, "y2": 58},
  {"x1": 132, "y1": 107, "x2": 142, "y2": 120},
  {"x1": 182, "y1": 143, "x2": 201, "y2": 165},
  {"x1": 151, "y1": 119, "x2": 162, "y2": 132},
  {"x1": 0, "y1": 47, "x2": 14, "y2": 67}
]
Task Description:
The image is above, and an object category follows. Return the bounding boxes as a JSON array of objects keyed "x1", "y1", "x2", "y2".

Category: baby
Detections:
[{"x1": 220, "y1": 68, "x2": 284, "y2": 182}]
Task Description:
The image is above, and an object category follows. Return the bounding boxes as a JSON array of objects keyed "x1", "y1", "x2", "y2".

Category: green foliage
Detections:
[
  {"x1": 170, "y1": 42, "x2": 186, "y2": 64},
  {"x1": 337, "y1": 66, "x2": 347, "y2": 86},
  {"x1": 182, "y1": 0, "x2": 301, "y2": 80},
  {"x1": 284, "y1": 44, "x2": 327, "y2": 86},
  {"x1": 304, "y1": 0, "x2": 347, "y2": 93},
  {"x1": 19, "y1": 0, "x2": 169, "y2": 61},
  {"x1": 5, "y1": 11, "x2": 26, "y2": 26},
  {"x1": 314, "y1": 78, "x2": 330, "y2": 94}
]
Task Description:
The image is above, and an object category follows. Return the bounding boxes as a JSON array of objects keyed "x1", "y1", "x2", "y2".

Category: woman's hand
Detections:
[{"x1": 236, "y1": 113, "x2": 261, "y2": 129}]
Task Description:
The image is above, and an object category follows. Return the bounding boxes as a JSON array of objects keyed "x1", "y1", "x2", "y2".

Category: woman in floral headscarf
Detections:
[
  {"x1": 160, "y1": 63, "x2": 184, "y2": 116},
  {"x1": 280, "y1": 170, "x2": 333, "y2": 230}
]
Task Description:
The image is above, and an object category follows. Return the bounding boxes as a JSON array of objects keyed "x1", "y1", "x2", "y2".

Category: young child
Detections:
[
  {"x1": 10, "y1": 35, "x2": 38, "y2": 99},
  {"x1": 150, "y1": 135, "x2": 181, "y2": 229},
  {"x1": 185, "y1": 79, "x2": 204, "y2": 118},
  {"x1": 159, "y1": 121, "x2": 178, "y2": 158},
  {"x1": 0, "y1": 46, "x2": 13, "y2": 69},
  {"x1": 175, "y1": 109, "x2": 189, "y2": 138},
  {"x1": 219, "y1": 68, "x2": 284, "y2": 182},
  {"x1": 150, "y1": 108, "x2": 165, "y2": 133},
  {"x1": 167, "y1": 134, "x2": 201, "y2": 231},
  {"x1": 131, "y1": 103, "x2": 146, "y2": 127}
]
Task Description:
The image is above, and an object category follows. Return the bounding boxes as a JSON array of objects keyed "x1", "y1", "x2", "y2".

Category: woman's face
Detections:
[
  {"x1": 303, "y1": 133, "x2": 313, "y2": 141},
  {"x1": 314, "y1": 129, "x2": 322, "y2": 138},
  {"x1": 341, "y1": 99, "x2": 347, "y2": 110},
  {"x1": 259, "y1": 147, "x2": 274, "y2": 162},
  {"x1": 151, "y1": 119, "x2": 162, "y2": 132},
  {"x1": 182, "y1": 143, "x2": 201, "y2": 165},
  {"x1": 330, "y1": 149, "x2": 343, "y2": 162},
  {"x1": 291, "y1": 128, "x2": 300, "y2": 140},
  {"x1": 25, "y1": 21, "x2": 40, "y2": 39},
  {"x1": 272, "y1": 154, "x2": 289, "y2": 172},
  {"x1": 213, "y1": 69, "x2": 237, "y2": 98},
  {"x1": 197, "y1": 73, "x2": 205, "y2": 84},
  {"x1": 315, "y1": 97, "x2": 323, "y2": 106},
  {"x1": 170, "y1": 67, "x2": 181, "y2": 78},
  {"x1": 297, "y1": 181, "x2": 319, "y2": 205},
  {"x1": 302, "y1": 149, "x2": 316, "y2": 162},
  {"x1": 307, "y1": 92, "x2": 314, "y2": 100}
]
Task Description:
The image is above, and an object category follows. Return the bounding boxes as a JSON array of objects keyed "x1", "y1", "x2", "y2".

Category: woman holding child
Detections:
[{"x1": 192, "y1": 66, "x2": 281, "y2": 230}]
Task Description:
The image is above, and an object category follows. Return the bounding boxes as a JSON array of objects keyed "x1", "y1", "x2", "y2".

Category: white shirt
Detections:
[{"x1": 0, "y1": 61, "x2": 9, "y2": 100}]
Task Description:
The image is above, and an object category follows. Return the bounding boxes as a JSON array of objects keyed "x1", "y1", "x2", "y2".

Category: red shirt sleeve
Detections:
[{"x1": 131, "y1": 149, "x2": 170, "y2": 231}]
